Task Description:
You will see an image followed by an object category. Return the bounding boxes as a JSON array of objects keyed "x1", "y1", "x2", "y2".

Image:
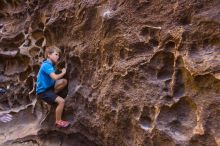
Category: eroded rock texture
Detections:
[{"x1": 0, "y1": 0, "x2": 220, "y2": 146}]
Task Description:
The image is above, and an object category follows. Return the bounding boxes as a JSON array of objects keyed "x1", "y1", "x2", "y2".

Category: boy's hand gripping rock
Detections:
[{"x1": 61, "y1": 68, "x2": 66, "y2": 75}]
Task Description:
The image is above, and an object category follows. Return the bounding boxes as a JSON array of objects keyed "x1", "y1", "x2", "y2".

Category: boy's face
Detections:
[{"x1": 48, "y1": 51, "x2": 59, "y2": 63}]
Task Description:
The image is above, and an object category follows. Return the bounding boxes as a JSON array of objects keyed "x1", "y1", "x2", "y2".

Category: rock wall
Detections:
[{"x1": 0, "y1": 0, "x2": 220, "y2": 146}]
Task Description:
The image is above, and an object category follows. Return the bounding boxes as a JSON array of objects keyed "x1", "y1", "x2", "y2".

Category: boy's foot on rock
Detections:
[{"x1": 55, "y1": 120, "x2": 70, "y2": 128}]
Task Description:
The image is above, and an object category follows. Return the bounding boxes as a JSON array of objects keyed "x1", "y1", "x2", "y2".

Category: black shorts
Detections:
[{"x1": 37, "y1": 87, "x2": 58, "y2": 105}]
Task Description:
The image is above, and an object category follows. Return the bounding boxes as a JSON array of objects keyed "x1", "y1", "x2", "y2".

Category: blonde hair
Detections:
[{"x1": 44, "y1": 45, "x2": 61, "y2": 58}]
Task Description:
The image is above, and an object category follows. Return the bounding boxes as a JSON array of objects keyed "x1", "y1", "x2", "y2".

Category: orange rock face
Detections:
[{"x1": 0, "y1": 0, "x2": 220, "y2": 146}]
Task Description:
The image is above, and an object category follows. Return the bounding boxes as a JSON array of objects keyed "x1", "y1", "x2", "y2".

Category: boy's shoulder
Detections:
[
  {"x1": 40, "y1": 61, "x2": 55, "y2": 74},
  {"x1": 41, "y1": 60, "x2": 53, "y2": 69},
  {"x1": 41, "y1": 61, "x2": 47, "y2": 67}
]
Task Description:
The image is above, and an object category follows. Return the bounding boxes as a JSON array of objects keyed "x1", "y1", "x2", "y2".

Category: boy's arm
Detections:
[
  {"x1": 43, "y1": 63, "x2": 66, "y2": 81},
  {"x1": 49, "y1": 68, "x2": 66, "y2": 80}
]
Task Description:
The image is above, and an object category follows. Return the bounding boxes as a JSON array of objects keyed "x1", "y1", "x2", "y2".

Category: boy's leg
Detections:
[
  {"x1": 54, "y1": 79, "x2": 67, "y2": 93},
  {"x1": 55, "y1": 96, "x2": 65, "y2": 122},
  {"x1": 38, "y1": 89, "x2": 69, "y2": 126}
]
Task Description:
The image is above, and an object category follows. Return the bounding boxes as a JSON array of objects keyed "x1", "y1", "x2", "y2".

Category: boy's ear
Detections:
[{"x1": 46, "y1": 53, "x2": 50, "y2": 58}]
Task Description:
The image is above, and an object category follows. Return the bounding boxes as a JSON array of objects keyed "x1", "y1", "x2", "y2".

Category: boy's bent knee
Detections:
[
  {"x1": 55, "y1": 79, "x2": 67, "y2": 88},
  {"x1": 63, "y1": 79, "x2": 67, "y2": 86},
  {"x1": 55, "y1": 96, "x2": 65, "y2": 104}
]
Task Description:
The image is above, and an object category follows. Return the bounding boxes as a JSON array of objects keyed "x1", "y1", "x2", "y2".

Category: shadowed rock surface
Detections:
[{"x1": 0, "y1": 0, "x2": 220, "y2": 146}]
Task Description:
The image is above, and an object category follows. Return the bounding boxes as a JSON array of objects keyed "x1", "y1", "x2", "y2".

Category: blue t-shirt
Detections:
[{"x1": 36, "y1": 59, "x2": 56, "y2": 94}]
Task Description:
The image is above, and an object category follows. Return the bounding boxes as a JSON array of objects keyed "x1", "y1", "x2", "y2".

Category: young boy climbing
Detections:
[{"x1": 36, "y1": 46, "x2": 69, "y2": 128}]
